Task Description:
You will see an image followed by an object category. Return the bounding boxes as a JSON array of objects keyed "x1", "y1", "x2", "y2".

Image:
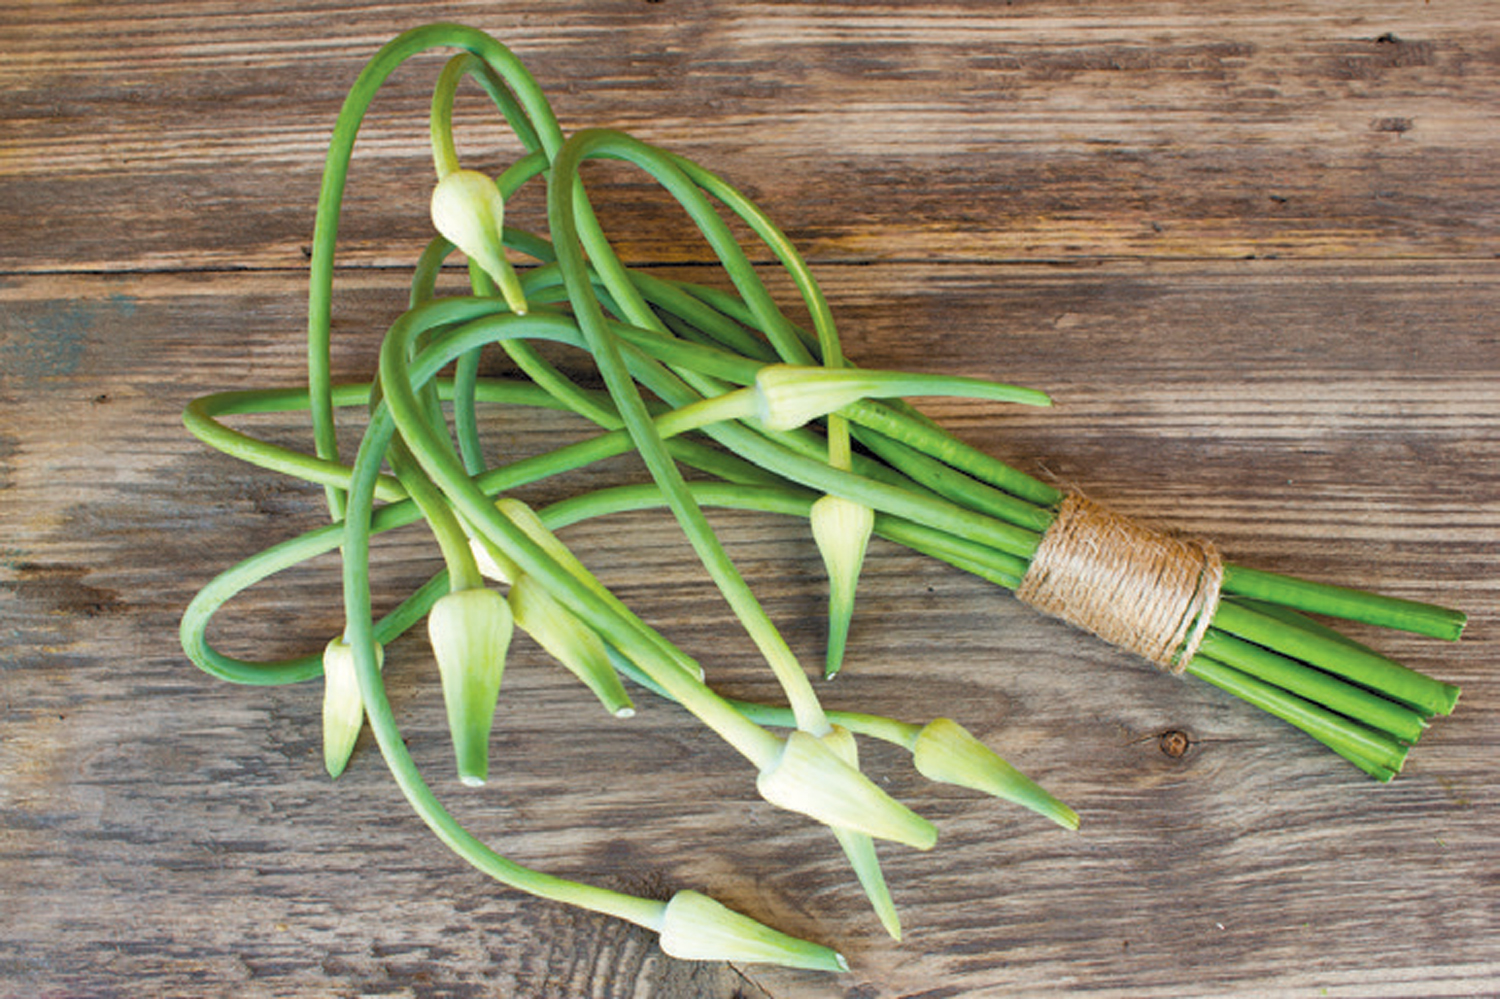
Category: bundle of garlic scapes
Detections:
[{"x1": 180, "y1": 24, "x2": 1463, "y2": 972}]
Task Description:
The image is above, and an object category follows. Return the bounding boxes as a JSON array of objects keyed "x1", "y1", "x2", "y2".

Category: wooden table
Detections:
[{"x1": 3, "y1": 4, "x2": 1495, "y2": 996}]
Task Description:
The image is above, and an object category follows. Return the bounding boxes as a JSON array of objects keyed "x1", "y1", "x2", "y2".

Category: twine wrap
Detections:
[{"x1": 1016, "y1": 493, "x2": 1223, "y2": 673}]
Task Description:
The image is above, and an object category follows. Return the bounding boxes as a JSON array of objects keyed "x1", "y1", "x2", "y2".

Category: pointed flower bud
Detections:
[
  {"x1": 810, "y1": 494, "x2": 876, "y2": 678},
  {"x1": 322, "y1": 637, "x2": 383, "y2": 779},
  {"x1": 753, "y1": 364, "x2": 880, "y2": 432},
  {"x1": 508, "y1": 573, "x2": 634, "y2": 718},
  {"x1": 428, "y1": 587, "x2": 513, "y2": 787},
  {"x1": 430, "y1": 169, "x2": 528, "y2": 315},
  {"x1": 816, "y1": 725, "x2": 902, "y2": 940},
  {"x1": 658, "y1": 890, "x2": 848, "y2": 972},
  {"x1": 912, "y1": 717, "x2": 1079, "y2": 830},
  {"x1": 753, "y1": 363, "x2": 1052, "y2": 433},
  {"x1": 757, "y1": 730, "x2": 937, "y2": 850}
]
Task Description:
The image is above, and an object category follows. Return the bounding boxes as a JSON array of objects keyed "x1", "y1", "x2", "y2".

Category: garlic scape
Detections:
[
  {"x1": 810, "y1": 493, "x2": 876, "y2": 679},
  {"x1": 657, "y1": 890, "x2": 847, "y2": 972},
  {"x1": 911, "y1": 718, "x2": 1079, "y2": 831},
  {"x1": 758, "y1": 730, "x2": 937, "y2": 851},
  {"x1": 428, "y1": 586, "x2": 513, "y2": 786},
  {"x1": 322, "y1": 636, "x2": 382, "y2": 779},
  {"x1": 430, "y1": 169, "x2": 529, "y2": 317},
  {"x1": 753, "y1": 363, "x2": 1051, "y2": 434},
  {"x1": 178, "y1": 20, "x2": 1461, "y2": 979},
  {"x1": 508, "y1": 573, "x2": 634, "y2": 718}
]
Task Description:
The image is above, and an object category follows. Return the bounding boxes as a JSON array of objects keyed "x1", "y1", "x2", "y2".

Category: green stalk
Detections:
[
  {"x1": 844, "y1": 421, "x2": 1054, "y2": 533},
  {"x1": 429, "y1": 52, "x2": 542, "y2": 175},
  {"x1": 843, "y1": 400, "x2": 1063, "y2": 512},
  {"x1": 1187, "y1": 656, "x2": 1406, "y2": 781},
  {"x1": 1196, "y1": 629, "x2": 1429, "y2": 743},
  {"x1": 1211, "y1": 600, "x2": 1460, "y2": 717},
  {"x1": 549, "y1": 128, "x2": 835, "y2": 736},
  {"x1": 377, "y1": 302, "x2": 788, "y2": 769},
  {"x1": 1221, "y1": 563, "x2": 1466, "y2": 642},
  {"x1": 305, "y1": 23, "x2": 565, "y2": 520},
  {"x1": 386, "y1": 434, "x2": 484, "y2": 592}
]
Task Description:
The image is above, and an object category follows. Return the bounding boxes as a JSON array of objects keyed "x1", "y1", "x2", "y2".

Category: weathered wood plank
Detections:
[
  {"x1": 1, "y1": 260, "x2": 1494, "y2": 997},
  {"x1": 3, "y1": 2, "x2": 1496, "y2": 995},
  {"x1": 1, "y1": 1, "x2": 1497, "y2": 273}
]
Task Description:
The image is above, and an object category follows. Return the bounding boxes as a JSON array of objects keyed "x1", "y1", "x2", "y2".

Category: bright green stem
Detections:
[
  {"x1": 1212, "y1": 600, "x2": 1460, "y2": 717},
  {"x1": 429, "y1": 54, "x2": 467, "y2": 178},
  {"x1": 185, "y1": 387, "x2": 409, "y2": 503},
  {"x1": 429, "y1": 51, "x2": 542, "y2": 178},
  {"x1": 850, "y1": 422, "x2": 1054, "y2": 534},
  {"x1": 1198, "y1": 629, "x2": 1429, "y2": 744},
  {"x1": 841, "y1": 399, "x2": 1063, "y2": 509},
  {"x1": 1221, "y1": 563, "x2": 1467, "y2": 641},
  {"x1": 662, "y1": 148, "x2": 837, "y2": 369},
  {"x1": 1187, "y1": 656, "x2": 1407, "y2": 781},
  {"x1": 731, "y1": 701, "x2": 925, "y2": 749}
]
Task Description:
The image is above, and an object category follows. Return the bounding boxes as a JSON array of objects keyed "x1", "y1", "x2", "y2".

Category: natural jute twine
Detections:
[{"x1": 1016, "y1": 493, "x2": 1223, "y2": 673}]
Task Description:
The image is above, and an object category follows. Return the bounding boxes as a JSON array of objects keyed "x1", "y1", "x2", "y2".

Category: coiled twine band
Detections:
[{"x1": 1016, "y1": 493, "x2": 1223, "y2": 673}]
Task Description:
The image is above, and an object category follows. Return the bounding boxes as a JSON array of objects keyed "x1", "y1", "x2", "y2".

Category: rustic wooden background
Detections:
[{"x1": 2, "y1": 2, "x2": 1496, "y2": 997}]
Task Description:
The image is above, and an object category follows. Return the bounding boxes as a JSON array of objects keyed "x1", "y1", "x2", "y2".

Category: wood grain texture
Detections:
[
  {"x1": 1, "y1": 3, "x2": 1496, "y2": 998},
  {"x1": 3, "y1": 1, "x2": 1498, "y2": 272}
]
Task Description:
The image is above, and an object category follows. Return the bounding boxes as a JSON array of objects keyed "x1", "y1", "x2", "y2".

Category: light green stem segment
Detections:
[
  {"x1": 377, "y1": 300, "x2": 788, "y2": 770},
  {"x1": 1187, "y1": 656, "x2": 1406, "y2": 781},
  {"x1": 306, "y1": 23, "x2": 564, "y2": 521},
  {"x1": 337, "y1": 368, "x2": 668, "y2": 933},
  {"x1": 387, "y1": 435, "x2": 484, "y2": 592},
  {"x1": 548, "y1": 126, "x2": 835, "y2": 737}
]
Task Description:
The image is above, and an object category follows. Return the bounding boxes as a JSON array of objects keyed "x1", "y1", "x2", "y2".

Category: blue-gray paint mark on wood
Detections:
[{"x1": 0, "y1": 294, "x2": 138, "y2": 384}]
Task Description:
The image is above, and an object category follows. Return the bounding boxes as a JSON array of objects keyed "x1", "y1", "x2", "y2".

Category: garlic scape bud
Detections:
[
  {"x1": 810, "y1": 494, "x2": 876, "y2": 679},
  {"x1": 428, "y1": 586, "x2": 514, "y2": 787},
  {"x1": 508, "y1": 573, "x2": 635, "y2": 718},
  {"x1": 494, "y1": 498, "x2": 615, "y2": 604},
  {"x1": 658, "y1": 890, "x2": 848, "y2": 972},
  {"x1": 820, "y1": 725, "x2": 902, "y2": 940},
  {"x1": 912, "y1": 718, "x2": 1079, "y2": 830},
  {"x1": 430, "y1": 169, "x2": 528, "y2": 316},
  {"x1": 757, "y1": 729, "x2": 936, "y2": 850},
  {"x1": 753, "y1": 363, "x2": 1052, "y2": 433},
  {"x1": 322, "y1": 637, "x2": 383, "y2": 779}
]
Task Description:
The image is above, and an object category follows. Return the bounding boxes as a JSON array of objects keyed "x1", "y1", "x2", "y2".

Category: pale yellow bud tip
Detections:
[
  {"x1": 810, "y1": 494, "x2": 875, "y2": 678},
  {"x1": 912, "y1": 718, "x2": 1079, "y2": 830},
  {"x1": 322, "y1": 637, "x2": 381, "y2": 779},
  {"x1": 467, "y1": 535, "x2": 517, "y2": 585},
  {"x1": 508, "y1": 574, "x2": 634, "y2": 718},
  {"x1": 430, "y1": 169, "x2": 528, "y2": 314},
  {"x1": 658, "y1": 890, "x2": 848, "y2": 972},
  {"x1": 753, "y1": 364, "x2": 874, "y2": 432},
  {"x1": 758, "y1": 730, "x2": 937, "y2": 850}
]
